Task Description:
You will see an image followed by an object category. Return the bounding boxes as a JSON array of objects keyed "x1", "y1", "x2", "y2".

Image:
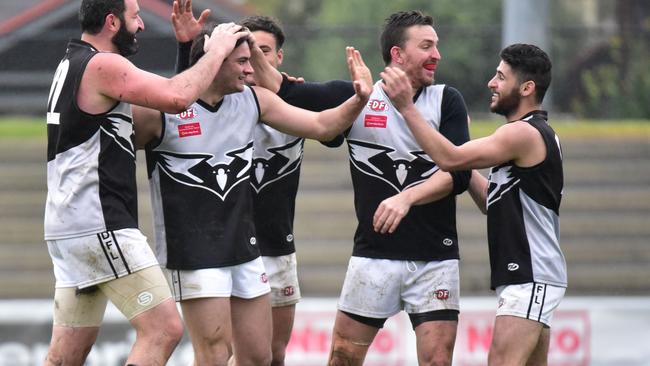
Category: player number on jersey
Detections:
[{"x1": 47, "y1": 59, "x2": 70, "y2": 125}]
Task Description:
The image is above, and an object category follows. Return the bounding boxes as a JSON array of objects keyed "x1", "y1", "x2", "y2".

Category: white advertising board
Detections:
[{"x1": 0, "y1": 297, "x2": 648, "y2": 365}]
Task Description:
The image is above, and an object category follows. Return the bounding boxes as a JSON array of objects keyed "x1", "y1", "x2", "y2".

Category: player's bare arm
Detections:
[
  {"x1": 380, "y1": 66, "x2": 545, "y2": 170},
  {"x1": 133, "y1": 105, "x2": 163, "y2": 149},
  {"x1": 468, "y1": 170, "x2": 488, "y2": 214},
  {"x1": 80, "y1": 23, "x2": 249, "y2": 114},
  {"x1": 255, "y1": 47, "x2": 372, "y2": 140},
  {"x1": 373, "y1": 171, "x2": 453, "y2": 234},
  {"x1": 247, "y1": 32, "x2": 283, "y2": 92}
]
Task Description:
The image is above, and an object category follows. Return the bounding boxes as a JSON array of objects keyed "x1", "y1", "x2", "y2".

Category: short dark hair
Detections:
[
  {"x1": 79, "y1": 0, "x2": 125, "y2": 34},
  {"x1": 380, "y1": 10, "x2": 434, "y2": 65},
  {"x1": 500, "y1": 43, "x2": 552, "y2": 103},
  {"x1": 189, "y1": 23, "x2": 250, "y2": 67},
  {"x1": 239, "y1": 15, "x2": 285, "y2": 49}
]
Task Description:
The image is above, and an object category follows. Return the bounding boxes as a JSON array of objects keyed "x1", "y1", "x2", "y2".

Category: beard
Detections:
[
  {"x1": 490, "y1": 87, "x2": 521, "y2": 117},
  {"x1": 112, "y1": 22, "x2": 139, "y2": 57}
]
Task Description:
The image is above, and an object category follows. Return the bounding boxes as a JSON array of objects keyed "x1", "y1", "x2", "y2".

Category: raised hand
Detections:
[
  {"x1": 203, "y1": 23, "x2": 250, "y2": 56},
  {"x1": 380, "y1": 66, "x2": 414, "y2": 112},
  {"x1": 171, "y1": 0, "x2": 210, "y2": 42},
  {"x1": 346, "y1": 47, "x2": 372, "y2": 101}
]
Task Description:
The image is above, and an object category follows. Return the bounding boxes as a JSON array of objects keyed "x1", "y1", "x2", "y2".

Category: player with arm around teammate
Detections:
[
  {"x1": 42, "y1": 0, "x2": 248, "y2": 365},
  {"x1": 385, "y1": 43, "x2": 568, "y2": 366},
  {"x1": 327, "y1": 11, "x2": 472, "y2": 366},
  {"x1": 132, "y1": 23, "x2": 372, "y2": 365}
]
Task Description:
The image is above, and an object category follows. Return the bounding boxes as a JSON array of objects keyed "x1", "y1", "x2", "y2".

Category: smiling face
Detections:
[
  {"x1": 487, "y1": 60, "x2": 522, "y2": 118},
  {"x1": 393, "y1": 25, "x2": 441, "y2": 90},
  {"x1": 216, "y1": 42, "x2": 255, "y2": 94}
]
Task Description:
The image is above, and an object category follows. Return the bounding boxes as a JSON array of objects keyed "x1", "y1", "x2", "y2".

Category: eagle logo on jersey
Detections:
[
  {"x1": 251, "y1": 138, "x2": 304, "y2": 193},
  {"x1": 487, "y1": 164, "x2": 520, "y2": 207},
  {"x1": 348, "y1": 139, "x2": 438, "y2": 192},
  {"x1": 101, "y1": 116, "x2": 135, "y2": 157},
  {"x1": 153, "y1": 142, "x2": 253, "y2": 200}
]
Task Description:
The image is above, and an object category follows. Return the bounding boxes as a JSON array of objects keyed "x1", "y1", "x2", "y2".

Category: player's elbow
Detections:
[
  {"x1": 309, "y1": 122, "x2": 339, "y2": 141},
  {"x1": 153, "y1": 89, "x2": 194, "y2": 114},
  {"x1": 166, "y1": 95, "x2": 193, "y2": 114},
  {"x1": 436, "y1": 152, "x2": 470, "y2": 172},
  {"x1": 317, "y1": 129, "x2": 339, "y2": 142},
  {"x1": 437, "y1": 159, "x2": 462, "y2": 172}
]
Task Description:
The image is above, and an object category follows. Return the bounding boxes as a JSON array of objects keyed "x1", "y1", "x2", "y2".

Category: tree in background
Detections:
[
  {"x1": 555, "y1": 0, "x2": 650, "y2": 118},
  {"x1": 244, "y1": 0, "x2": 502, "y2": 118},
  {"x1": 243, "y1": 0, "x2": 649, "y2": 119}
]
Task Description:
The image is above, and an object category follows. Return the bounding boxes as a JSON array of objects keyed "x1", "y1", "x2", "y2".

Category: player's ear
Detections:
[
  {"x1": 277, "y1": 48, "x2": 284, "y2": 66},
  {"x1": 105, "y1": 13, "x2": 120, "y2": 32},
  {"x1": 520, "y1": 80, "x2": 535, "y2": 97},
  {"x1": 390, "y1": 46, "x2": 403, "y2": 65}
]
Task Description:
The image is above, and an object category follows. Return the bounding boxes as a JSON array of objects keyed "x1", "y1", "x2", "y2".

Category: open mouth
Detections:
[{"x1": 424, "y1": 63, "x2": 437, "y2": 71}]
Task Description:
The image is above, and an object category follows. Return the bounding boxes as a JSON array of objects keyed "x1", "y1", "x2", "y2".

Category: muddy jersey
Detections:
[
  {"x1": 346, "y1": 81, "x2": 470, "y2": 261},
  {"x1": 147, "y1": 87, "x2": 261, "y2": 269},
  {"x1": 45, "y1": 39, "x2": 137, "y2": 240},
  {"x1": 253, "y1": 77, "x2": 355, "y2": 256},
  {"x1": 486, "y1": 110, "x2": 567, "y2": 289}
]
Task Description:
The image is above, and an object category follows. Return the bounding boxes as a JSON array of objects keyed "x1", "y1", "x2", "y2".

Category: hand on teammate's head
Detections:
[{"x1": 203, "y1": 23, "x2": 250, "y2": 56}]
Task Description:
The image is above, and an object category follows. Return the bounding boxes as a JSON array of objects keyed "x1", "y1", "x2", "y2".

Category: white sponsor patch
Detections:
[{"x1": 137, "y1": 291, "x2": 153, "y2": 306}]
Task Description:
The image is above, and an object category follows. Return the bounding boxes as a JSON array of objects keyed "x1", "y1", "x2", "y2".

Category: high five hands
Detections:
[{"x1": 346, "y1": 47, "x2": 373, "y2": 102}]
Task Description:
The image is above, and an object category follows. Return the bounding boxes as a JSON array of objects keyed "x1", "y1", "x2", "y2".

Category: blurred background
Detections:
[
  {"x1": 0, "y1": 0, "x2": 649, "y2": 118},
  {"x1": 0, "y1": 0, "x2": 648, "y2": 364}
]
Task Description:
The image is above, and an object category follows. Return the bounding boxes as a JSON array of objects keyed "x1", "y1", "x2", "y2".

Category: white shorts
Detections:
[
  {"x1": 496, "y1": 282, "x2": 566, "y2": 327},
  {"x1": 165, "y1": 256, "x2": 271, "y2": 301},
  {"x1": 262, "y1": 254, "x2": 301, "y2": 307},
  {"x1": 47, "y1": 228, "x2": 159, "y2": 289},
  {"x1": 338, "y1": 256, "x2": 460, "y2": 318}
]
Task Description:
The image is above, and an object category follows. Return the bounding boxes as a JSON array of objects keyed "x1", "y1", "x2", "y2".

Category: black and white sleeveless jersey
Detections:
[
  {"x1": 252, "y1": 77, "x2": 356, "y2": 257},
  {"x1": 346, "y1": 81, "x2": 470, "y2": 261},
  {"x1": 44, "y1": 39, "x2": 138, "y2": 240},
  {"x1": 146, "y1": 87, "x2": 261, "y2": 269},
  {"x1": 251, "y1": 124, "x2": 303, "y2": 256},
  {"x1": 486, "y1": 110, "x2": 567, "y2": 289}
]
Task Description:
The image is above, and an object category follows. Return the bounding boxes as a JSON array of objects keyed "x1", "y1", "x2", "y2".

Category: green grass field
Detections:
[{"x1": 1, "y1": 115, "x2": 648, "y2": 140}]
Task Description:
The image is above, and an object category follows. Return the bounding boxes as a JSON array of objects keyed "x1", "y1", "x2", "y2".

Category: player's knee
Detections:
[
  {"x1": 244, "y1": 349, "x2": 272, "y2": 366},
  {"x1": 419, "y1": 350, "x2": 453, "y2": 366},
  {"x1": 270, "y1": 348, "x2": 286, "y2": 366},
  {"x1": 45, "y1": 347, "x2": 91, "y2": 366},
  {"x1": 163, "y1": 315, "x2": 184, "y2": 346},
  {"x1": 270, "y1": 338, "x2": 289, "y2": 364},
  {"x1": 418, "y1": 342, "x2": 454, "y2": 366},
  {"x1": 329, "y1": 349, "x2": 358, "y2": 366},
  {"x1": 44, "y1": 353, "x2": 64, "y2": 366},
  {"x1": 137, "y1": 312, "x2": 183, "y2": 351},
  {"x1": 194, "y1": 337, "x2": 232, "y2": 365},
  {"x1": 328, "y1": 338, "x2": 367, "y2": 366},
  {"x1": 487, "y1": 349, "x2": 508, "y2": 366}
]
